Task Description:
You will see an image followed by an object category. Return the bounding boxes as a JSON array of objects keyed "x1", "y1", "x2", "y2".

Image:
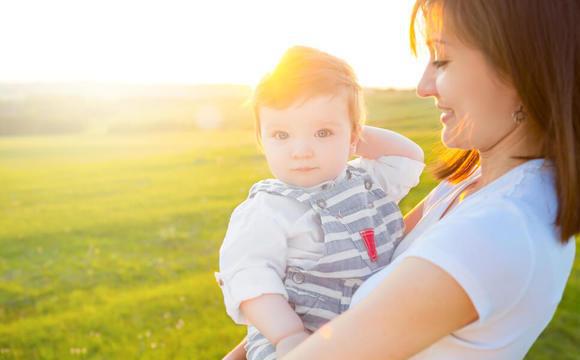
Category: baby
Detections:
[{"x1": 215, "y1": 46, "x2": 424, "y2": 359}]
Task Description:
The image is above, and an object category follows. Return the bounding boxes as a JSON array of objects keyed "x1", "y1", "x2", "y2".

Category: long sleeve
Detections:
[
  {"x1": 351, "y1": 155, "x2": 424, "y2": 203},
  {"x1": 215, "y1": 192, "x2": 290, "y2": 324}
]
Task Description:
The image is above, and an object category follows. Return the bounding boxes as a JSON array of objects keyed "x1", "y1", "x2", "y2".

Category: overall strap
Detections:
[{"x1": 248, "y1": 179, "x2": 313, "y2": 204}]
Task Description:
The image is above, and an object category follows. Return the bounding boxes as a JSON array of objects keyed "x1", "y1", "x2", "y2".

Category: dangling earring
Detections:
[{"x1": 512, "y1": 105, "x2": 526, "y2": 124}]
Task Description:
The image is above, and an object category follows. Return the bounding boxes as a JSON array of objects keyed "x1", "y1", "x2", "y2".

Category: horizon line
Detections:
[{"x1": 0, "y1": 80, "x2": 417, "y2": 91}]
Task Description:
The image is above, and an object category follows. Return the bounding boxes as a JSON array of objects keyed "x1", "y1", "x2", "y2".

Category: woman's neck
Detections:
[{"x1": 475, "y1": 122, "x2": 544, "y2": 190}]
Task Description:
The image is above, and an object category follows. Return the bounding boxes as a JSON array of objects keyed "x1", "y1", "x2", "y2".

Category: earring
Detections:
[{"x1": 512, "y1": 105, "x2": 526, "y2": 124}]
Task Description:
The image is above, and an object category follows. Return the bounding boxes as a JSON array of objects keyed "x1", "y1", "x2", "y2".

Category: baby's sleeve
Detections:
[
  {"x1": 215, "y1": 193, "x2": 289, "y2": 325},
  {"x1": 351, "y1": 155, "x2": 425, "y2": 203}
]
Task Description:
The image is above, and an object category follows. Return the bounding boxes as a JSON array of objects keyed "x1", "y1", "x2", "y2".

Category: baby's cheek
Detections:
[{"x1": 328, "y1": 152, "x2": 350, "y2": 174}]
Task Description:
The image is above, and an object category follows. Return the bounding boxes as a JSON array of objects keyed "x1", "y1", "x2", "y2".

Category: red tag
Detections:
[{"x1": 360, "y1": 228, "x2": 377, "y2": 262}]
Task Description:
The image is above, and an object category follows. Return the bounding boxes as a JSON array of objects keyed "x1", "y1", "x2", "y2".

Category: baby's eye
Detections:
[
  {"x1": 273, "y1": 131, "x2": 289, "y2": 140},
  {"x1": 315, "y1": 129, "x2": 333, "y2": 138}
]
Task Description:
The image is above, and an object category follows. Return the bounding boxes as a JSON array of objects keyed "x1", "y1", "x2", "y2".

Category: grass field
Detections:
[{"x1": 0, "y1": 90, "x2": 578, "y2": 359}]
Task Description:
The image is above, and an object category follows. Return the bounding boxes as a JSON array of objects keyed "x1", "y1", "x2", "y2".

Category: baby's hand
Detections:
[{"x1": 275, "y1": 330, "x2": 310, "y2": 358}]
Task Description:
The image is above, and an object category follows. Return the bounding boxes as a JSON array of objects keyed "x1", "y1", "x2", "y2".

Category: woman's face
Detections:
[{"x1": 416, "y1": 25, "x2": 521, "y2": 151}]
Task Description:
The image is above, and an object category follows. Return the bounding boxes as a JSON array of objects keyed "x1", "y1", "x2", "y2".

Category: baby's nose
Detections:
[{"x1": 291, "y1": 140, "x2": 314, "y2": 158}]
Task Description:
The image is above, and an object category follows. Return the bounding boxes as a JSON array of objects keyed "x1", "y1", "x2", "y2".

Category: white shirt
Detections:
[
  {"x1": 351, "y1": 159, "x2": 576, "y2": 359},
  {"x1": 216, "y1": 156, "x2": 425, "y2": 324}
]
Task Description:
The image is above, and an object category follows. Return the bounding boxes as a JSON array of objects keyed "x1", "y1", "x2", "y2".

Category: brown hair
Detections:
[
  {"x1": 252, "y1": 46, "x2": 365, "y2": 142},
  {"x1": 410, "y1": 0, "x2": 579, "y2": 242}
]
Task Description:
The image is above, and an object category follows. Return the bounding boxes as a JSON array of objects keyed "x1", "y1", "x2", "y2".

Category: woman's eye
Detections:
[
  {"x1": 273, "y1": 131, "x2": 289, "y2": 140},
  {"x1": 315, "y1": 129, "x2": 333, "y2": 138},
  {"x1": 432, "y1": 60, "x2": 450, "y2": 69}
]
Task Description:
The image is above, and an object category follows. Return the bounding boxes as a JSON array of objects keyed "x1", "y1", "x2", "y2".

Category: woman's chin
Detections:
[
  {"x1": 442, "y1": 142, "x2": 471, "y2": 151},
  {"x1": 441, "y1": 131, "x2": 469, "y2": 150},
  {"x1": 441, "y1": 131, "x2": 455, "y2": 148}
]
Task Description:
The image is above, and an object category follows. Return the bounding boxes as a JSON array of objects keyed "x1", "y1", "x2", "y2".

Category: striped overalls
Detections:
[{"x1": 245, "y1": 165, "x2": 405, "y2": 360}]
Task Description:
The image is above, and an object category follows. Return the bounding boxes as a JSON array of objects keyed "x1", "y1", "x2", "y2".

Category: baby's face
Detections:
[{"x1": 259, "y1": 94, "x2": 355, "y2": 188}]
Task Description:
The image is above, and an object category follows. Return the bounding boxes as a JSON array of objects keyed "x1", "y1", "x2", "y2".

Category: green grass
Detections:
[{"x1": 0, "y1": 91, "x2": 578, "y2": 359}]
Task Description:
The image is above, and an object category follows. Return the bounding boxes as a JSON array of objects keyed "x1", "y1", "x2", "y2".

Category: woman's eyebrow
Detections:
[{"x1": 426, "y1": 38, "x2": 451, "y2": 47}]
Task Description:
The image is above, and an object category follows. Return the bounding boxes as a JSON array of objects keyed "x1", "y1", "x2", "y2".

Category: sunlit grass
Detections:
[{"x1": 0, "y1": 91, "x2": 577, "y2": 359}]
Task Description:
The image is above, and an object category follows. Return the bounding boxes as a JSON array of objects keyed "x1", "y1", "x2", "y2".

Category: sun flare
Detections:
[{"x1": 0, "y1": 0, "x2": 426, "y2": 88}]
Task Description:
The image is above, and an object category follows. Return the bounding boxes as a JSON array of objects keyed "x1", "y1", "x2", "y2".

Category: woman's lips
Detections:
[
  {"x1": 437, "y1": 105, "x2": 455, "y2": 124},
  {"x1": 440, "y1": 110, "x2": 454, "y2": 124}
]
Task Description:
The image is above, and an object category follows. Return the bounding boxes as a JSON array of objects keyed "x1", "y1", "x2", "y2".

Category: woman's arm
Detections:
[
  {"x1": 355, "y1": 126, "x2": 424, "y2": 162},
  {"x1": 281, "y1": 257, "x2": 478, "y2": 360}
]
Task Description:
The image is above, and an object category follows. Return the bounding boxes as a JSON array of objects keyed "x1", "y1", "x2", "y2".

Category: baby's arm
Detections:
[
  {"x1": 217, "y1": 194, "x2": 310, "y2": 356},
  {"x1": 355, "y1": 126, "x2": 424, "y2": 162},
  {"x1": 240, "y1": 294, "x2": 309, "y2": 354}
]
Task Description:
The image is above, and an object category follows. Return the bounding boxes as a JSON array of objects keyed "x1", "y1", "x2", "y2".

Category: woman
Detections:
[{"x1": 225, "y1": 0, "x2": 578, "y2": 358}]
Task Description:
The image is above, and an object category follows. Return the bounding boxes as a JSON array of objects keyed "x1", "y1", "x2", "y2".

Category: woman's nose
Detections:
[{"x1": 416, "y1": 64, "x2": 438, "y2": 99}]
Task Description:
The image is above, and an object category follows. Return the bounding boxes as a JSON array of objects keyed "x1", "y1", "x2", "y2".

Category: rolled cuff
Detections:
[{"x1": 216, "y1": 267, "x2": 288, "y2": 324}]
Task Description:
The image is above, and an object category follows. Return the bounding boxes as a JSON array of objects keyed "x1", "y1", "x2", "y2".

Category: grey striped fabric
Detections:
[{"x1": 244, "y1": 165, "x2": 404, "y2": 360}]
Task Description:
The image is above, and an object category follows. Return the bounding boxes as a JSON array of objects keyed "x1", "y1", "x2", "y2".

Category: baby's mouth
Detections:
[{"x1": 292, "y1": 167, "x2": 318, "y2": 172}]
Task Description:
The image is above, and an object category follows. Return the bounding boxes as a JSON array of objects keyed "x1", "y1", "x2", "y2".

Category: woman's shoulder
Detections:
[
  {"x1": 414, "y1": 159, "x2": 574, "y2": 275},
  {"x1": 435, "y1": 197, "x2": 532, "y2": 248},
  {"x1": 433, "y1": 159, "x2": 558, "y2": 225},
  {"x1": 405, "y1": 160, "x2": 575, "y2": 324},
  {"x1": 471, "y1": 159, "x2": 558, "y2": 228}
]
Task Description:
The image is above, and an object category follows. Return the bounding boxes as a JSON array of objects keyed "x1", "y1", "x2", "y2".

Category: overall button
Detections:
[
  {"x1": 364, "y1": 180, "x2": 373, "y2": 190},
  {"x1": 292, "y1": 271, "x2": 305, "y2": 284},
  {"x1": 316, "y1": 199, "x2": 327, "y2": 209},
  {"x1": 367, "y1": 202, "x2": 375, "y2": 209}
]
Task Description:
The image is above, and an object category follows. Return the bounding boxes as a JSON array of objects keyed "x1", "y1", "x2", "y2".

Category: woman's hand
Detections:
[{"x1": 222, "y1": 338, "x2": 247, "y2": 360}]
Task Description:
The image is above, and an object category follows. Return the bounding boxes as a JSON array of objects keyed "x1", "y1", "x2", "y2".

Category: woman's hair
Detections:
[
  {"x1": 252, "y1": 46, "x2": 365, "y2": 142},
  {"x1": 410, "y1": 0, "x2": 579, "y2": 242}
]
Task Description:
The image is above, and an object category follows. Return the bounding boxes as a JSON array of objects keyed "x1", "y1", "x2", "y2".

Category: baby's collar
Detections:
[{"x1": 298, "y1": 167, "x2": 349, "y2": 193}]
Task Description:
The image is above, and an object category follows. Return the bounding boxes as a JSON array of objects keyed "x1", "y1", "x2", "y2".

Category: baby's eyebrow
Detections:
[
  {"x1": 313, "y1": 118, "x2": 341, "y2": 126},
  {"x1": 261, "y1": 121, "x2": 287, "y2": 129}
]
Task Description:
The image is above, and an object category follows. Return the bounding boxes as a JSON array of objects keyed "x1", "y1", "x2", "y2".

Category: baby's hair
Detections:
[{"x1": 252, "y1": 46, "x2": 366, "y2": 142}]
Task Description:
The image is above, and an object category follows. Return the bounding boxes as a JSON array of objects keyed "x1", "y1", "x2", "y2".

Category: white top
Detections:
[
  {"x1": 216, "y1": 156, "x2": 425, "y2": 324},
  {"x1": 351, "y1": 159, "x2": 576, "y2": 359}
]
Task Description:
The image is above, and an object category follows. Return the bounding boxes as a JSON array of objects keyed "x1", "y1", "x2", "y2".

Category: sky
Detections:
[{"x1": 0, "y1": 0, "x2": 428, "y2": 89}]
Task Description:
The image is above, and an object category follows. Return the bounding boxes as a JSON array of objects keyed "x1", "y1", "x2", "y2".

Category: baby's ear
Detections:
[{"x1": 349, "y1": 134, "x2": 360, "y2": 157}]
